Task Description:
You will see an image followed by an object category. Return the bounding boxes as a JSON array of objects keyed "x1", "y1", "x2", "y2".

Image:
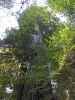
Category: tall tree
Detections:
[{"x1": 5, "y1": 5, "x2": 58, "y2": 100}]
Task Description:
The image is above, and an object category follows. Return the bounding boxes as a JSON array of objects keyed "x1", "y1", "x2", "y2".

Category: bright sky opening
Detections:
[
  {"x1": 56, "y1": 13, "x2": 67, "y2": 23},
  {"x1": 0, "y1": 0, "x2": 47, "y2": 39}
]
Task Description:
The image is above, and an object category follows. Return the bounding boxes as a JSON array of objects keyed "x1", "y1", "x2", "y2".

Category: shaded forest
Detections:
[{"x1": 0, "y1": 0, "x2": 75, "y2": 100}]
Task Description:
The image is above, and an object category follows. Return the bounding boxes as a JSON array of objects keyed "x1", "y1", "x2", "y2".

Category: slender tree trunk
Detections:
[{"x1": 16, "y1": 84, "x2": 24, "y2": 100}]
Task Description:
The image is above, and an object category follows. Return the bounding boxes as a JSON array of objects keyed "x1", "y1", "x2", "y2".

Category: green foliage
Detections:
[
  {"x1": 48, "y1": 0, "x2": 75, "y2": 31},
  {"x1": 6, "y1": 6, "x2": 57, "y2": 66},
  {"x1": 19, "y1": 6, "x2": 50, "y2": 30},
  {"x1": 48, "y1": 0, "x2": 75, "y2": 12},
  {"x1": 1, "y1": 1, "x2": 75, "y2": 100},
  {"x1": 45, "y1": 25, "x2": 75, "y2": 76},
  {"x1": 5, "y1": 6, "x2": 54, "y2": 89}
]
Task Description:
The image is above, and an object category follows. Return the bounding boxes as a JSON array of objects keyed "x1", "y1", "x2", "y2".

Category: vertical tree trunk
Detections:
[{"x1": 16, "y1": 84, "x2": 24, "y2": 100}]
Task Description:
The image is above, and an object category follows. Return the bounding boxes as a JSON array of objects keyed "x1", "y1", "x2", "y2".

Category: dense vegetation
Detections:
[{"x1": 0, "y1": 0, "x2": 75, "y2": 100}]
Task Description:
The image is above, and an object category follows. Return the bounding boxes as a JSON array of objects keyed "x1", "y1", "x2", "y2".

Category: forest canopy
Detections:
[{"x1": 0, "y1": 0, "x2": 75, "y2": 100}]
